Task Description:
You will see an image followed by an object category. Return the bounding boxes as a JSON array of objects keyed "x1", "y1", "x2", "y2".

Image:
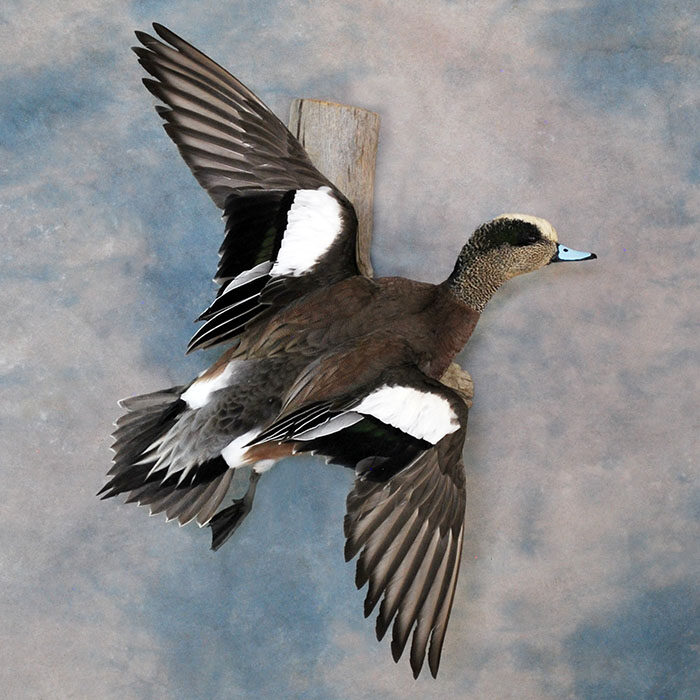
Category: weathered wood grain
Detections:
[{"x1": 289, "y1": 98, "x2": 379, "y2": 277}]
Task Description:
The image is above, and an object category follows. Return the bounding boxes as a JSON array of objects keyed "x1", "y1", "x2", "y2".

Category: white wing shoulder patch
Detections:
[
  {"x1": 270, "y1": 186, "x2": 344, "y2": 277},
  {"x1": 353, "y1": 385, "x2": 460, "y2": 444}
]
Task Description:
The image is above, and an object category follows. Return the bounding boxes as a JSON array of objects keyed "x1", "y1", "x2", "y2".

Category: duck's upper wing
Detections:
[
  {"x1": 252, "y1": 364, "x2": 468, "y2": 678},
  {"x1": 133, "y1": 24, "x2": 360, "y2": 352}
]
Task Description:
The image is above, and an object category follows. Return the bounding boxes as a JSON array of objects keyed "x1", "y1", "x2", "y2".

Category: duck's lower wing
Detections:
[
  {"x1": 250, "y1": 365, "x2": 468, "y2": 678},
  {"x1": 345, "y1": 432, "x2": 466, "y2": 680}
]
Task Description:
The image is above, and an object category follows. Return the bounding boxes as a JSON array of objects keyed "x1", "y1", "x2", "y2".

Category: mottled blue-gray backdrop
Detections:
[{"x1": 2, "y1": 1, "x2": 698, "y2": 698}]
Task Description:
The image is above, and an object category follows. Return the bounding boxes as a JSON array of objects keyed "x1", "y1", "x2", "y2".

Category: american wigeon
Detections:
[{"x1": 101, "y1": 24, "x2": 596, "y2": 678}]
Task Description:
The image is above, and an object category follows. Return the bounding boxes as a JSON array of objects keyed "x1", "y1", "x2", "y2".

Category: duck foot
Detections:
[{"x1": 209, "y1": 471, "x2": 260, "y2": 551}]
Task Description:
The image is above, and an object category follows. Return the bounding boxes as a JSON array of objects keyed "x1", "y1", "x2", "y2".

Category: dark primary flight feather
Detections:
[
  {"x1": 134, "y1": 23, "x2": 328, "y2": 201},
  {"x1": 341, "y1": 411, "x2": 466, "y2": 678},
  {"x1": 134, "y1": 23, "x2": 360, "y2": 351}
]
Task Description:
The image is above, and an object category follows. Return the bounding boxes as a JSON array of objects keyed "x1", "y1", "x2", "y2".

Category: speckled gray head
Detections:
[{"x1": 448, "y1": 213, "x2": 596, "y2": 312}]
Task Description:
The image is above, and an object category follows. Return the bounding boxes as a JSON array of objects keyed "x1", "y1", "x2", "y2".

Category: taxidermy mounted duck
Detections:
[{"x1": 101, "y1": 23, "x2": 596, "y2": 679}]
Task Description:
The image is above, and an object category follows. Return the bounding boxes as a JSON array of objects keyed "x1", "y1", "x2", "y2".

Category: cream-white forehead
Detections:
[{"x1": 494, "y1": 213, "x2": 559, "y2": 242}]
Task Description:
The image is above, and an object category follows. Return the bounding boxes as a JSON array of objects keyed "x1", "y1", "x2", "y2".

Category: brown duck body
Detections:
[
  {"x1": 187, "y1": 276, "x2": 479, "y2": 473},
  {"x1": 214, "y1": 276, "x2": 480, "y2": 383}
]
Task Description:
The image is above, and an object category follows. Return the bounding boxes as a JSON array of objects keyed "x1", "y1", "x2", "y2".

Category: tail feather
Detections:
[
  {"x1": 109, "y1": 386, "x2": 186, "y2": 474},
  {"x1": 101, "y1": 385, "x2": 234, "y2": 526},
  {"x1": 118, "y1": 388, "x2": 188, "y2": 410},
  {"x1": 149, "y1": 485, "x2": 192, "y2": 516},
  {"x1": 196, "y1": 472, "x2": 235, "y2": 526},
  {"x1": 173, "y1": 481, "x2": 218, "y2": 525},
  {"x1": 124, "y1": 485, "x2": 152, "y2": 504}
]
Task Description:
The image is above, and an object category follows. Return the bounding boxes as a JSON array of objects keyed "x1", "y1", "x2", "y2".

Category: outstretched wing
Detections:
[
  {"x1": 345, "y1": 430, "x2": 466, "y2": 679},
  {"x1": 251, "y1": 365, "x2": 468, "y2": 677},
  {"x1": 133, "y1": 24, "x2": 360, "y2": 351}
]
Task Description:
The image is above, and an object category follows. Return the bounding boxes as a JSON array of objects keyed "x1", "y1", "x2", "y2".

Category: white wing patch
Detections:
[
  {"x1": 353, "y1": 385, "x2": 460, "y2": 444},
  {"x1": 270, "y1": 186, "x2": 343, "y2": 276}
]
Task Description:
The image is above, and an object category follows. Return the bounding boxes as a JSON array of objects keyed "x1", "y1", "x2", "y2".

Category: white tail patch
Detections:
[
  {"x1": 353, "y1": 385, "x2": 460, "y2": 444},
  {"x1": 181, "y1": 361, "x2": 239, "y2": 409},
  {"x1": 253, "y1": 459, "x2": 277, "y2": 473},
  {"x1": 270, "y1": 187, "x2": 343, "y2": 276},
  {"x1": 221, "y1": 428, "x2": 262, "y2": 469}
]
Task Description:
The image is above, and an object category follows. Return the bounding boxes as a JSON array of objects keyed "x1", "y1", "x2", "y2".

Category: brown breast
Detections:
[{"x1": 226, "y1": 275, "x2": 480, "y2": 380}]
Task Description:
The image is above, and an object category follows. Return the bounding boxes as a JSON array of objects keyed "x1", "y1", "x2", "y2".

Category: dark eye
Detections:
[{"x1": 519, "y1": 230, "x2": 540, "y2": 245}]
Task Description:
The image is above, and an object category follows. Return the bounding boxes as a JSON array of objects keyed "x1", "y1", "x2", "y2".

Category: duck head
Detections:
[{"x1": 447, "y1": 214, "x2": 596, "y2": 312}]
